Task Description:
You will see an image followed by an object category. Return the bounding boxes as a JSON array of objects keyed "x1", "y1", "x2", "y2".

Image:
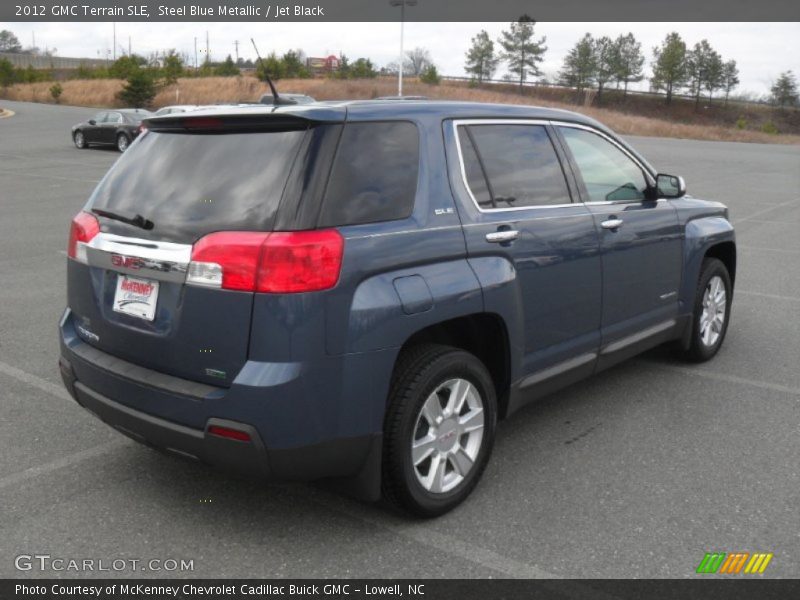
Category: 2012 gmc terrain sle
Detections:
[{"x1": 59, "y1": 101, "x2": 735, "y2": 516}]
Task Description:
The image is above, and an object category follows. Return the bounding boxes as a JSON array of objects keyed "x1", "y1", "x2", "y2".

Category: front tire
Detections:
[
  {"x1": 116, "y1": 133, "x2": 130, "y2": 152},
  {"x1": 382, "y1": 344, "x2": 497, "y2": 517},
  {"x1": 679, "y1": 258, "x2": 732, "y2": 362},
  {"x1": 73, "y1": 131, "x2": 86, "y2": 149}
]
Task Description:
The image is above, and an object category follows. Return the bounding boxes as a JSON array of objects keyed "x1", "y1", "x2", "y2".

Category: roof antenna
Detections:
[{"x1": 251, "y1": 38, "x2": 295, "y2": 105}]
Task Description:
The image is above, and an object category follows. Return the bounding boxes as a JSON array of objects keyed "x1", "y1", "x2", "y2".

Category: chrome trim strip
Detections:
[
  {"x1": 601, "y1": 319, "x2": 677, "y2": 355},
  {"x1": 552, "y1": 121, "x2": 656, "y2": 184},
  {"x1": 452, "y1": 119, "x2": 578, "y2": 214},
  {"x1": 85, "y1": 232, "x2": 192, "y2": 283},
  {"x1": 519, "y1": 352, "x2": 597, "y2": 389},
  {"x1": 450, "y1": 118, "x2": 658, "y2": 214}
]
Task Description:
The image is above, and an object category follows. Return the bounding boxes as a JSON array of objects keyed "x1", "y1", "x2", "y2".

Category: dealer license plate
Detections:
[{"x1": 112, "y1": 274, "x2": 159, "y2": 321}]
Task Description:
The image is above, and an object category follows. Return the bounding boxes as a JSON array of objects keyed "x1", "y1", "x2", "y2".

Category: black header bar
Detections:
[{"x1": 4, "y1": 0, "x2": 800, "y2": 22}]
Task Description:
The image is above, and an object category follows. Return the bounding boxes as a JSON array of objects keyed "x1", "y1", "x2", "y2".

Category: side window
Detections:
[
  {"x1": 457, "y1": 128, "x2": 491, "y2": 206},
  {"x1": 456, "y1": 123, "x2": 571, "y2": 209},
  {"x1": 93, "y1": 112, "x2": 107, "y2": 123},
  {"x1": 107, "y1": 112, "x2": 123, "y2": 124},
  {"x1": 459, "y1": 124, "x2": 571, "y2": 209},
  {"x1": 559, "y1": 127, "x2": 649, "y2": 202},
  {"x1": 319, "y1": 121, "x2": 419, "y2": 227}
]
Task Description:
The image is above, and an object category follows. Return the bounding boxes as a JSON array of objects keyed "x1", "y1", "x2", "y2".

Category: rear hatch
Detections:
[{"x1": 66, "y1": 110, "x2": 344, "y2": 387}]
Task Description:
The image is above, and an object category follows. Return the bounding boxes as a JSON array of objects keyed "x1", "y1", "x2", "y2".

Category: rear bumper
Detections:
[
  {"x1": 58, "y1": 309, "x2": 389, "y2": 500},
  {"x1": 60, "y1": 356, "x2": 270, "y2": 476}
]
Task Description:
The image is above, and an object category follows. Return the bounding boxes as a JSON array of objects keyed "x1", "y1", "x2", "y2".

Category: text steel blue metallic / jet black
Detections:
[{"x1": 59, "y1": 100, "x2": 736, "y2": 516}]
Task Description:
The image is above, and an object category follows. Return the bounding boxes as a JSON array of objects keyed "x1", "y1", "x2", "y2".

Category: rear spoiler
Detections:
[{"x1": 143, "y1": 109, "x2": 346, "y2": 133}]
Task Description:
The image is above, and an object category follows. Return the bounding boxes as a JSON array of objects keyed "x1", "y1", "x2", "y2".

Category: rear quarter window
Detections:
[{"x1": 318, "y1": 121, "x2": 419, "y2": 227}]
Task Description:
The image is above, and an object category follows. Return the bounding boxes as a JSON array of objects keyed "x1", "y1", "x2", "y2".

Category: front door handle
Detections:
[
  {"x1": 601, "y1": 218, "x2": 624, "y2": 230},
  {"x1": 485, "y1": 230, "x2": 519, "y2": 243}
]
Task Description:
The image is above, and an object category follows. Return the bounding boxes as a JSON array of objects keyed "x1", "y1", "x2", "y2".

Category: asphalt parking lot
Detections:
[{"x1": 1, "y1": 99, "x2": 798, "y2": 579}]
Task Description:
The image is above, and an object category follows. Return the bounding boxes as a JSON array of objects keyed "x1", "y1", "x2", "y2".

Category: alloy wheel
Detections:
[
  {"x1": 700, "y1": 275, "x2": 726, "y2": 347},
  {"x1": 411, "y1": 378, "x2": 485, "y2": 494}
]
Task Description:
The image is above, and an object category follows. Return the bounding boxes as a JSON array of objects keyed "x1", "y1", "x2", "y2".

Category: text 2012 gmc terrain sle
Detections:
[{"x1": 59, "y1": 101, "x2": 735, "y2": 516}]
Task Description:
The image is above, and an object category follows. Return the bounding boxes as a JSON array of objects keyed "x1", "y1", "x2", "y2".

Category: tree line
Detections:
[
  {"x1": 464, "y1": 21, "x2": 798, "y2": 109},
  {"x1": 2, "y1": 25, "x2": 798, "y2": 109}
]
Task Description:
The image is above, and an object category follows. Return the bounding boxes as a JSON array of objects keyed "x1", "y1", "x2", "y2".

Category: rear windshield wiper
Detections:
[{"x1": 91, "y1": 208, "x2": 154, "y2": 230}]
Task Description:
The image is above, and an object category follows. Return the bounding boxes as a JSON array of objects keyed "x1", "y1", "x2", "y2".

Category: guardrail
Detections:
[{"x1": 439, "y1": 75, "x2": 770, "y2": 107}]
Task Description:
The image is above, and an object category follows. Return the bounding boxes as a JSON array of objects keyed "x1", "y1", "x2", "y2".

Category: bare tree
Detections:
[{"x1": 405, "y1": 47, "x2": 432, "y2": 77}]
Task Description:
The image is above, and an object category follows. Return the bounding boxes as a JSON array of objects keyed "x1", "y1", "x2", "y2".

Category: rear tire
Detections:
[
  {"x1": 116, "y1": 133, "x2": 130, "y2": 152},
  {"x1": 382, "y1": 343, "x2": 497, "y2": 517},
  {"x1": 677, "y1": 258, "x2": 732, "y2": 362}
]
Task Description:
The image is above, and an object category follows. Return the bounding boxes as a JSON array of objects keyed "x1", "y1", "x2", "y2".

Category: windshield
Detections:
[{"x1": 87, "y1": 128, "x2": 308, "y2": 243}]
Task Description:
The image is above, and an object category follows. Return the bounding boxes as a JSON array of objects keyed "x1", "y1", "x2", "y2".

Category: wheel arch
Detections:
[
  {"x1": 704, "y1": 240, "x2": 737, "y2": 287},
  {"x1": 395, "y1": 313, "x2": 512, "y2": 419}
]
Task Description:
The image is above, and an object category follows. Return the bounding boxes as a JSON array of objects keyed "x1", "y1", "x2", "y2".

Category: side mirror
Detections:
[
  {"x1": 88, "y1": 119, "x2": 96, "y2": 126},
  {"x1": 656, "y1": 173, "x2": 686, "y2": 198}
]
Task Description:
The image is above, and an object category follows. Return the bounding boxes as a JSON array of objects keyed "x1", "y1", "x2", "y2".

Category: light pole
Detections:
[{"x1": 389, "y1": 0, "x2": 417, "y2": 96}]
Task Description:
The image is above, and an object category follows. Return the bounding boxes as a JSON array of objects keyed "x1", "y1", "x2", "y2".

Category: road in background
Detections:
[{"x1": 1, "y1": 100, "x2": 798, "y2": 578}]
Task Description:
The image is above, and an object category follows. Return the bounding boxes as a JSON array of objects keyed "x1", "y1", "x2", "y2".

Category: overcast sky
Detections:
[{"x1": 6, "y1": 22, "x2": 799, "y2": 95}]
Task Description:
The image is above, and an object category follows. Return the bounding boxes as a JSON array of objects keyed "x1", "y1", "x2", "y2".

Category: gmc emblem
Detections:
[{"x1": 110, "y1": 254, "x2": 141, "y2": 269}]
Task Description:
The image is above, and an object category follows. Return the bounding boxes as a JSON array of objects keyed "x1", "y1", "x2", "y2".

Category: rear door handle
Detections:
[
  {"x1": 485, "y1": 230, "x2": 519, "y2": 243},
  {"x1": 601, "y1": 218, "x2": 624, "y2": 230}
]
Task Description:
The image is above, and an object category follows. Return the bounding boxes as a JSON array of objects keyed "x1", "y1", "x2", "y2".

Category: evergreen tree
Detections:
[
  {"x1": 464, "y1": 30, "x2": 498, "y2": 83},
  {"x1": 0, "y1": 30, "x2": 22, "y2": 53},
  {"x1": 215, "y1": 54, "x2": 240, "y2": 77},
  {"x1": 613, "y1": 33, "x2": 644, "y2": 95},
  {"x1": 594, "y1": 36, "x2": 616, "y2": 102},
  {"x1": 721, "y1": 60, "x2": 739, "y2": 106},
  {"x1": 651, "y1": 32, "x2": 687, "y2": 104},
  {"x1": 162, "y1": 50, "x2": 184, "y2": 84},
  {"x1": 498, "y1": 16, "x2": 547, "y2": 93},
  {"x1": 559, "y1": 33, "x2": 596, "y2": 95},
  {"x1": 117, "y1": 70, "x2": 156, "y2": 108},
  {"x1": 351, "y1": 58, "x2": 377, "y2": 78},
  {"x1": 256, "y1": 52, "x2": 285, "y2": 81},
  {"x1": 281, "y1": 50, "x2": 308, "y2": 78},
  {"x1": 770, "y1": 71, "x2": 798, "y2": 108},
  {"x1": 420, "y1": 64, "x2": 441, "y2": 85}
]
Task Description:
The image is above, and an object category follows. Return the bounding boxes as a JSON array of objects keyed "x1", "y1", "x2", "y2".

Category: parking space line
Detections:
[
  {"x1": 0, "y1": 151, "x2": 115, "y2": 169},
  {"x1": 0, "y1": 440, "x2": 127, "y2": 492},
  {"x1": 737, "y1": 219, "x2": 800, "y2": 225},
  {"x1": 0, "y1": 358, "x2": 568, "y2": 582},
  {"x1": 739, "y1": 245, "x2": 800, "y2": 255},
  {"x1": 649, "y1": 363, "x2": 800, "y2": 398},
  {"x1": 733, "y1": 199, "x2": 797, "y2": 224},
  {"x1": 737, "y1": 290, "x2": 800, "y2": 303},
  {"x1": 0, "y1": 359, "x2": 72, "y2": 402},
  {"x1": 0, "y1": 168, "x2": 100, "y2": 184},
  {"x1": 282, "y1": 485, "x2": 565, "y2": 581}
]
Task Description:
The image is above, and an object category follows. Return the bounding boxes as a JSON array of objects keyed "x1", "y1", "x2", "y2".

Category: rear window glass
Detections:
[
  {"x1": 318, "y1": 121, "x2": 419, "y2": 227},
  {"x1": 122, "y1": 112, "x2": 146, "y2": 123},
  {"x1": 88, "y1": 129, "x2": 307, "y2": 243}
]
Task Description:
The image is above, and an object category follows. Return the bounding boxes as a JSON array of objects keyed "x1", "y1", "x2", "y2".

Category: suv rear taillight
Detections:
[
  {"x1": 67, "y1": 211, "x2": 100, "y2": 263},
  {"x1": 187, "y1": 230, "x2": 344, "y2": 293}
]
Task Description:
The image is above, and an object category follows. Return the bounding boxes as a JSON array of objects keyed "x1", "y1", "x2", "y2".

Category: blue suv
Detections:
[{"x1": 59, "y1": 101, "x2": 735, "y2": 516}]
